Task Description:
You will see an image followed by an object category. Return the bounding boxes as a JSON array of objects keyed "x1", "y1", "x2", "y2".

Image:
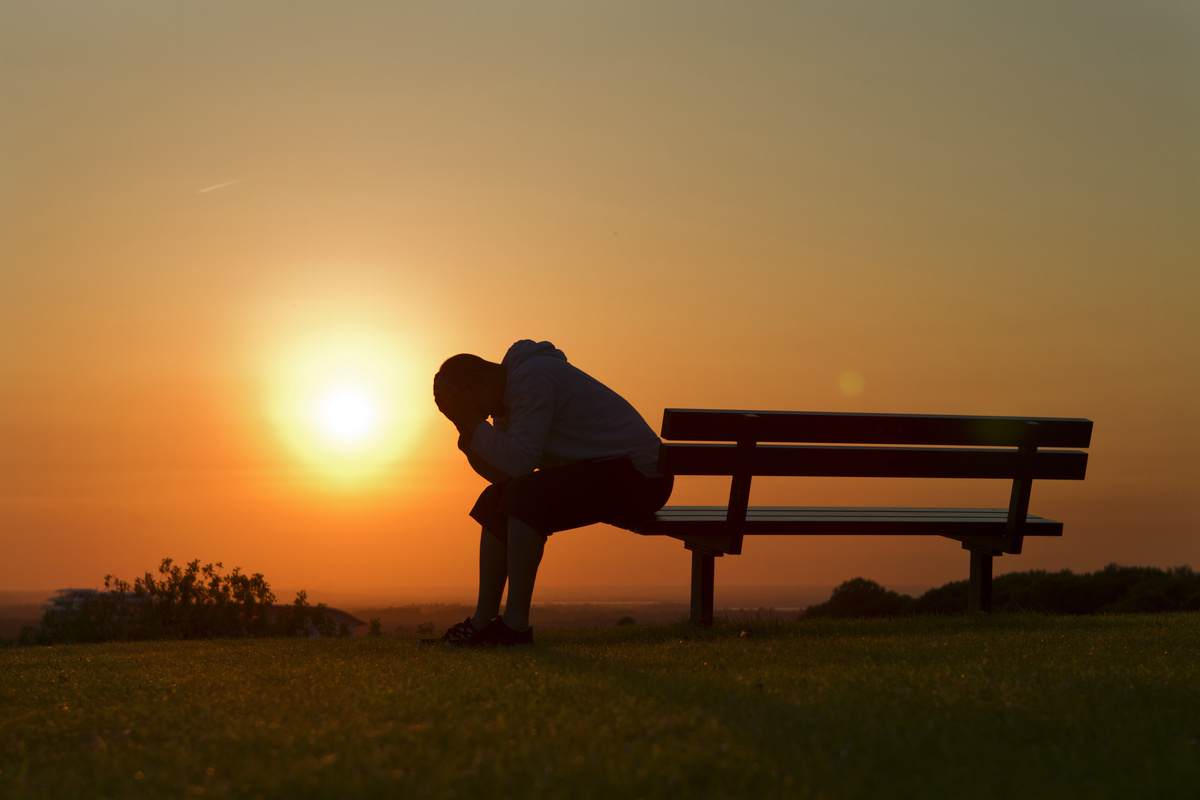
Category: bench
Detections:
[{"x1": 621, "y1": 409, "x2": 1092, "y2": 624}]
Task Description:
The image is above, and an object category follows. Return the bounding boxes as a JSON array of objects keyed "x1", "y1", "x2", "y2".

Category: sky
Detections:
[{"x1": 2, "y1": 1, "x2": 1197, "y2": 602}]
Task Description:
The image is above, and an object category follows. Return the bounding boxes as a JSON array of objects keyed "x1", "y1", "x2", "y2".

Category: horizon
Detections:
[
  {"x1": 3, "y1": 2, "x2": 1197, "y2": 595},
  {"x1": 0, "y1": 582, "x2": 937, "y2": 609}
]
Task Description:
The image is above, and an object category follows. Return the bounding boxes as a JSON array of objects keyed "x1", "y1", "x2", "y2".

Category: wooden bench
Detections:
[{"x1": 620, "y1": 409, "x2": 1092, "y2": 624}]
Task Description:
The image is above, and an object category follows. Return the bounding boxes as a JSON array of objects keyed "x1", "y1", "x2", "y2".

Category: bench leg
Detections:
[
  {"x1": 969, "y1": 550, "x2": 993, "y2": 613},
  {"x1": 690, "y1": 550, "x2": 715, "y2": 626}
]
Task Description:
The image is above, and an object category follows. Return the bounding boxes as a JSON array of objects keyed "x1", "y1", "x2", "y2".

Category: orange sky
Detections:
[{"x1": 2, "y1": 2, "x2": 1197, "y2": 602}]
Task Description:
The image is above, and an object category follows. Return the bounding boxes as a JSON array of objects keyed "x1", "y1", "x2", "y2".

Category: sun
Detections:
[
  {"x1": 264, "y1": 329, "x2": 421, "y2": 485},
  {"x1": 315, "y1": 386, "x2": 378, "y2": 444}
]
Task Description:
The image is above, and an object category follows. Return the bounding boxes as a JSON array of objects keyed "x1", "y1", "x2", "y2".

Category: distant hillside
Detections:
[{"x1": 0, "y1": 595, "x2": 46, "y2": 640}]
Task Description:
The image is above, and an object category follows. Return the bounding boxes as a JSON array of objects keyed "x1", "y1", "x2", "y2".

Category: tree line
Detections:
[{"x1": 801, "y1": 564, "x2": 1200, "y2": 619}]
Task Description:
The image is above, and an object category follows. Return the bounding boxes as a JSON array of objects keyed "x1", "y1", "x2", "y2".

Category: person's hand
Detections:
[{"x1": 433, "y1": 374, "x2": 484, "y2": 434}]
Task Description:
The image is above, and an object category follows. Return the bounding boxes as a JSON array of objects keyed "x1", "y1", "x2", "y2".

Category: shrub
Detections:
[
  {"x1": 801, "y1": 578, "x2": 913, "y2": 619},
  {"x1": 802, "y1": 565, "x2": 1200, "y2": 619},
  {"x1": 21, "y1": 558, "x2": 348, "y2": 644}
]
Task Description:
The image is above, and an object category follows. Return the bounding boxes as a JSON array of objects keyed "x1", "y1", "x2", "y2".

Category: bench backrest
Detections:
[{"x1": 656, "y1": 409, "x2": 1093, "y2": 555}]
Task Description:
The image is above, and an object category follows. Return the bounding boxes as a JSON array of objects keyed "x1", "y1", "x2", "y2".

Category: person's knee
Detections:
[
  {"x1": 507, "y1": 515, "x2": 541, "y2": 535},
  {"x1": 507, "y1": 516, "x2": 548, "y2": 548}
]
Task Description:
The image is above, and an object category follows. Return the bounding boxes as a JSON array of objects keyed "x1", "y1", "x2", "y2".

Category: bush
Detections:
[
  {"x1": 20, "y1": 558, "x2": 349, "y2": 644},
  {"x1": 802, "y1": 565, "x2": 1200, "y2": 619},
  {"x1": 801, "y1": 578, "x2": 913, "y2": 619}
]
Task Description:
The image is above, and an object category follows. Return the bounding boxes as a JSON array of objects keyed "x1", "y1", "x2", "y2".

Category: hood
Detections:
[{"x1": 501, "y1": 339, "x2": 567, "y2": 372}]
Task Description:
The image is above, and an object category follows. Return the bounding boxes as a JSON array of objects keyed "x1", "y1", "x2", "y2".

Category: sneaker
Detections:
[
  {"x1": 451, "y1": 616, "x2": 534, "y2": 648},
  {"x1": 418, "y1": 617, "x2": 477, "y2": 645}
]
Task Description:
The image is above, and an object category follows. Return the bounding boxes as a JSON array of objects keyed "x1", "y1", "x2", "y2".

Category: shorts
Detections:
[{"x1": 470, "y1": 457, "x2": 674, "y2": 541}]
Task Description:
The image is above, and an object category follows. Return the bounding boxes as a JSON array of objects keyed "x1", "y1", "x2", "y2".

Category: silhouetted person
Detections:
[{"x1": 425, "y1": 339, "x2": 673, "y2": 646}]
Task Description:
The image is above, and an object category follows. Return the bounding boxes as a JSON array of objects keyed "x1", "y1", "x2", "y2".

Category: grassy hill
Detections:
[{"x1": 3, "y1": 613, "x2": 1196, "y2": 799}]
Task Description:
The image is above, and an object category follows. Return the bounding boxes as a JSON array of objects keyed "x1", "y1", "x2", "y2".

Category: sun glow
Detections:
[{"x1": 265, "y1": 329, "x2": 422, "y2": 485}]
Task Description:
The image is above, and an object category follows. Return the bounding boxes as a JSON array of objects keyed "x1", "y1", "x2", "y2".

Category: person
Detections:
[{"x1": 424, "y1": 339, "x2": 673, "y2": 647}]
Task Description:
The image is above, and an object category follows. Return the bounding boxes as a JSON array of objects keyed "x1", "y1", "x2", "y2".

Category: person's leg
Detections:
[
  {"x1": 500, "y1": 516, "x2": 545, "y2": 632},
  {"x1": 472, "y1": 526, "x2": 507, "y2": 629}
]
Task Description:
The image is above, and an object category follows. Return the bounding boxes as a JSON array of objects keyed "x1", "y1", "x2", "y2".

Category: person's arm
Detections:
[
  {"x1": 434, "y1": 374, "x2": 514, "y2": 483},
  {"x1": 459, "y1": 436, "x2": 512, "y2": 484},
  {"x1": 469, "y1": 372, "x2": 555, "y2": 477}
]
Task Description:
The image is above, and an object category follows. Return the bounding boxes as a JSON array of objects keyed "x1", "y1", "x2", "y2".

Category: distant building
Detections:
[
  {"x1": 42, "y1": 588, "x2": 103, "y2": 613},
  {"x1": 315, "y1": 607, "x2": 369, "y2": 636}
]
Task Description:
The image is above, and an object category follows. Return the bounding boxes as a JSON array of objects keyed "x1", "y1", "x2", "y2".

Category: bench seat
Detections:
[{"x1": 628, "y1": 506, "x2": 1064, "y2": 541}]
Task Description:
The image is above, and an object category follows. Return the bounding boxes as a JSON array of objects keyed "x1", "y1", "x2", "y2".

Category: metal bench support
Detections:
[
  {"x1": 690, "y1": 550, "x2": 715, "y2": 626},
  {"x1": 969, "y1": 550, "x2": 994, "y2": 613}
]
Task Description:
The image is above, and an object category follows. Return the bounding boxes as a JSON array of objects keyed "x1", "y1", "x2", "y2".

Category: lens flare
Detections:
[{"x1": 838, "y1": 369, "x2": 865, "y2": 397}]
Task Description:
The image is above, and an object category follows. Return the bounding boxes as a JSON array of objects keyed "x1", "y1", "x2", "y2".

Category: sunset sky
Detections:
[{"x1": 3, "y1": 1, "x2": 1197, "y2": 602}]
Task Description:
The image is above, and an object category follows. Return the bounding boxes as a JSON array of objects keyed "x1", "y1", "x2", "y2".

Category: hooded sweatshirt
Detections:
[{"x1": 468, "y1": 340, "x2": 662, "y2": 478}]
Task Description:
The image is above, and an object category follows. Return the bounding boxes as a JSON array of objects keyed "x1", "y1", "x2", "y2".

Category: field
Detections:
[{"x1": 2, "y1": 613, "x2": 1197, "y2": 799}]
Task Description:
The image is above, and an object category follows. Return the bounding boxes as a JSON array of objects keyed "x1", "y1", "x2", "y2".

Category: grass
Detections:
[{"x1": 2, "y1": 613, "x2": 1197, "y2": 799}]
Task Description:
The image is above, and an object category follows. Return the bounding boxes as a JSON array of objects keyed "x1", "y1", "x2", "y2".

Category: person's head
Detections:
[{"x1": 436, "y1": 354, "x2": 506, "y2": 416}]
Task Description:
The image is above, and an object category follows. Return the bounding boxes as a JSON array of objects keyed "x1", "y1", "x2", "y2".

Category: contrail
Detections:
[{"x1": 197, "y1": 179, "x2": 245, "y2": 194}]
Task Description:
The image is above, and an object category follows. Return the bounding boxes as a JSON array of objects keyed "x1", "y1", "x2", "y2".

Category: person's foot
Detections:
[
  {"x1": 451, "y1": 616, "x2": 534, "y2": 648},
  {"x1": 418, "y1": 617, "x2": 478, "y2": 645}
]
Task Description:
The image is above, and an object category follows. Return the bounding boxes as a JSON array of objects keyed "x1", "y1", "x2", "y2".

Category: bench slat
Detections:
[
  {"x1": 661, "y1": 409, "x2": 1094, "y2": 448},
  {"x1": 625, "y1": 506, "x2": 1064, "y2": 538},
  {"x1": 660, "y1": 443, "x2": 1089, "y2": 480}
]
